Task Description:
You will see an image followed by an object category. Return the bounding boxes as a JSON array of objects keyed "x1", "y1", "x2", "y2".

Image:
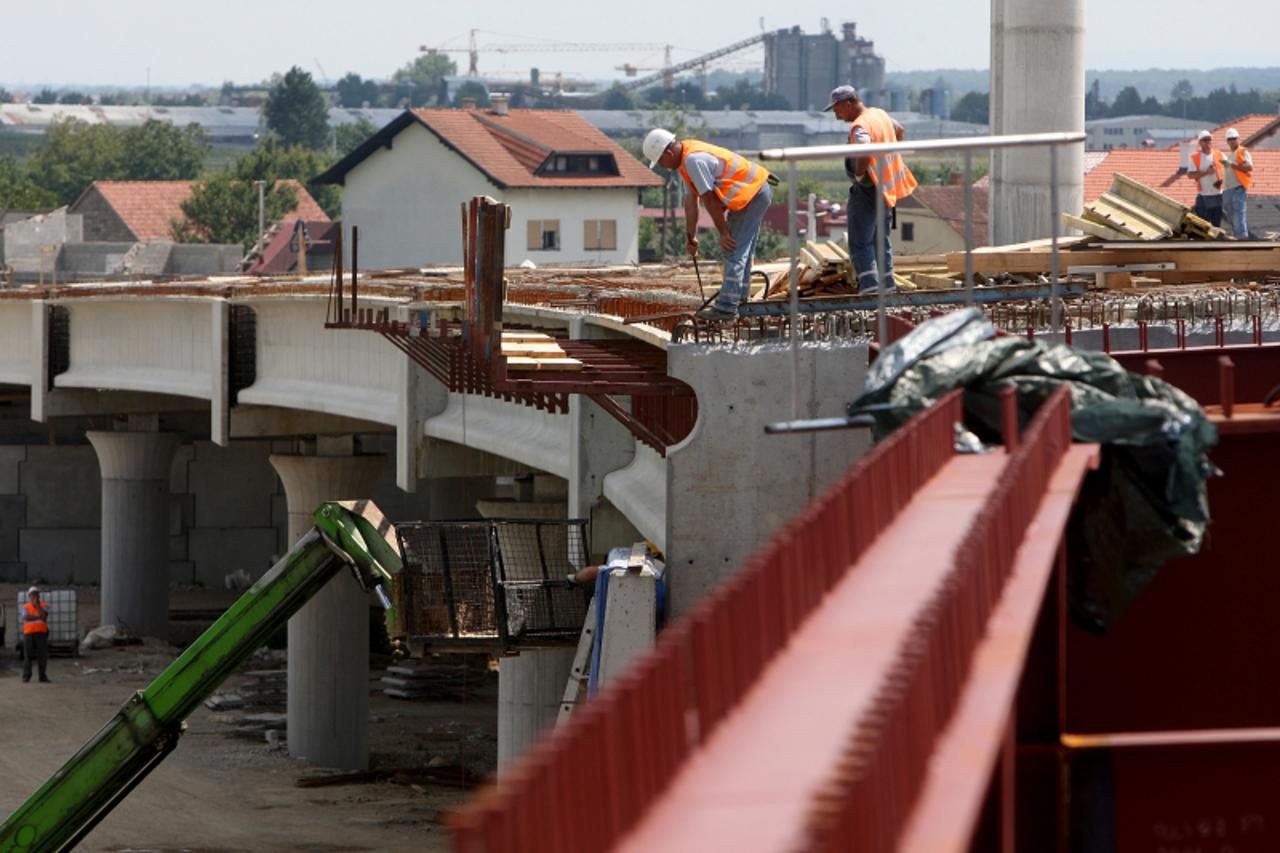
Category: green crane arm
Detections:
[{"x1": 0, "y1": 500, "x2": 401, "y2": 853}]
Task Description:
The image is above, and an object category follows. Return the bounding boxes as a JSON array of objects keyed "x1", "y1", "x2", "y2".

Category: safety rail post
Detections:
[
  {"x1": 805, "y1": 386, "x2": 1074, "y2": 852},
  {"x1": 450, "y1": 391, "x2": 966, "y2": 852}
]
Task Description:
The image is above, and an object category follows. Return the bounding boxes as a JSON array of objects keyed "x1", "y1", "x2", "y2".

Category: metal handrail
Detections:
[{"x1": 755, "y1": 130, "x2": 1087, "y2": 420}]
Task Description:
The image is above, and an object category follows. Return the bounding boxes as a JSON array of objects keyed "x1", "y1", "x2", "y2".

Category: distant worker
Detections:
[
  {"x1": 1222, "y1": 127, "x2": 1254, "y2": 239},
  {"x1": 825, "y1": 85, "x2": 917, "y2": 293},
  {"x1": 642, "y1": 128, "x2": 773, "y2": 321},
  {"x1": 1187, "y1": 130, "x2": 1225, "y2": 228},
  {"x1": 21, "y1": 586, "x2": 51, "y2": 683}
]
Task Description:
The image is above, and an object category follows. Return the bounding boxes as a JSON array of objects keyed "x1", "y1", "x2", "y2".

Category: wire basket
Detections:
[{"x1": 396, "y1": 519, "x2": 591, "y2": 652}]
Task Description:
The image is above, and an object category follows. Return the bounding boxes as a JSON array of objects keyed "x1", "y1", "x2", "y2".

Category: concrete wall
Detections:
[
  {"x1": 0, "y1": 302, "x2": 33, "y2": 386},
  {"x1": 68, "y1": 188, "x2": 135, "y2": 242},
  {"x1": 665, "y1": 340, "x2": 871, "y2": 617},
  {"x1": 1, "y1": 209, "x2": 83, "y2": 275},
  {"x1": 167, "y1": 243, "x2": 243, "y2": 276},
  {"x1": 339, "y1": 122, "x2": 643, "y2": 268}
]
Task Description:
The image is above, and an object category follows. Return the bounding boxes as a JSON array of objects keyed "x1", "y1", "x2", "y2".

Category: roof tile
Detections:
[{"x1": 1084, "y1": 149, "x2": 1280, "y2": 206}]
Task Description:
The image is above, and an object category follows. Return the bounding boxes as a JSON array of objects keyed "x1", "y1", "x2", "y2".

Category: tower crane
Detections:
[
  {"x1": 616, "y1": 33, "x2": 766, "y2": 92},
  {"x1": 422, "y1": 29, "x2": 667, "y2": 77}
]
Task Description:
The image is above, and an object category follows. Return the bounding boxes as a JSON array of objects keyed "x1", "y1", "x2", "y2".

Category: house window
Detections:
[
  {"x1": 536, "y1": 153, "x2": 620, "y2": 176},
  {"x1": 527, "y1": 220, "x2": 560, "y2": 251},
  {"x1": 902, "y1": 222, "x2": 915, "y2": 242},
  {"x1": 584, "y1": 219, "x2": 618, "y2": 251}
]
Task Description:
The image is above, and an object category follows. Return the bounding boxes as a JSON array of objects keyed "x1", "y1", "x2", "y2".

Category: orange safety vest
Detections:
[
  {"x1": 677, "y1": 140, "x2": 771, "y2": 212},
  {"x1": 850, "y1": 107, "x2": 917, "y2": 208},
  {"x1": 1227, "y1": 146, "x2": 1252, "y2": 191},
  {"x1": 1191, "y1": 149, "x2": 1225, "y2": 187},
  {"x1": 22, "y1": 601, "x2": 49, "y2": 635}
]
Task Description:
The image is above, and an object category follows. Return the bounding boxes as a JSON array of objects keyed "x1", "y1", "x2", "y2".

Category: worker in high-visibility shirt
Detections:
[
  {"x1": 21, "y1": 585, "x2": 51, "y2": 683},
  {"x1": 1222, "y1": 127, "x2": 1254, "y2": 239},
  {"x1": 642, "y1": 128, "x2": 773, "y2": 321},
  {"x1": 826, "y1": 85, "x2": 917, "y2": 293},
  {"x1": 1187, "y1": 129, "x2": 1226, "y2": 228}
]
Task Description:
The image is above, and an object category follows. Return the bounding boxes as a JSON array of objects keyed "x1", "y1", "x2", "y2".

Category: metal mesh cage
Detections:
[{"x1": 396, "y1": 519, "x2": 591, "y2": 650}]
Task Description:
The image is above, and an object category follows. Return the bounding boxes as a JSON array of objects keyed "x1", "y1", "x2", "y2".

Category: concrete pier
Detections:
[
  {"x1": 990, "y1": 0, "x2": 1084, "y2": 245},
  {"x1": 87, "y1": 430, "x2": 180, "y2": 640},
  {"x1": 270, "y1": 451, "x2": 382, "y2": 770}
]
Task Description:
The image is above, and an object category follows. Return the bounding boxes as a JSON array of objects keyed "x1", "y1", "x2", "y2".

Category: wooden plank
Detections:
[
  {"x1": 1090, "y1": 194, "x2": 1173, "y2": 237},
  {"x1": 500, "y1": 331, "x2": 555, "y2": 341},
  {"x1": 500, "y1": 342, "x2": 566, "y2": 356},
  {"x1": 1102, "y1": 271, "x2": 1134, "y2": 290},
  {"x1": 1111, "y1": 172, "x2": 1187, "y2": 227},
  {"x1": 1062, "y1": 213, "x2": 1128, "y2": 242},
  {"x1": 946, "y1": 246, "x2": 1280, "y2": 275}
]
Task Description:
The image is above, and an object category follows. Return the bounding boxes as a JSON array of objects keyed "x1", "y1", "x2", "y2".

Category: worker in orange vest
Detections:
[
  {"x1": 1187, "y1": 130, "x2": 1225, "y2": 228},
  {"x1": 643, "y1": 128, "x2": 773, "y2": 321},
  {"x1": 1222, "y1": 127, "x2": 1254, "y2": 239},
  {"x1": 826, "y1": 85, "x2": 918, "y2": 293},
  {"x1": 21, "y1": 586, "x2": 51, "y2": 683}
]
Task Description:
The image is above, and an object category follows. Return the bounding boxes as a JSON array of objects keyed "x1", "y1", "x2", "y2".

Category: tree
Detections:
[
  {"x1": 603, "y1": 84, "x2": 635, "y2": 110},
  {"x1": 0, "y1": 155, "x2": 58, "y2": 210},
  {"x1": 335, "y1": 118, "x2": 378, "y2": 158},
  {"x1": 391, "y1": 53, "x2": 456, "y2": 108},
  {"x1": 25, "y1": 118, "x2": 126, "y2": 205},
  {"x1": 712, "y1": 79, "x2": 789, "y2": 111},
  {"x1": 1084, "y1": 79, "x2": 1105, "y2": 120},
  {"x1": 452, "y1": 81, "x2": 490, "y2": 108},
  {"x1": 119, "y1": 120, "x2": 210, "y2": 180},
  {"x1": 173, "y1": 170, "x2": 298, "y2": 250},
  {"x1": 58, "y1": 91, "x2": 86, "y2": 105},
  {"x1": 1108, "y1": 86, "x2": 1145, "y2": 118},
  {"x1": 950, "y1": 91, "x2": 989, "y2": 125},
  {"x1": 1170, "y1": 79, "x2": 1194, "y2": 118},
  {"x1": 34, "y1": 88, "x2": 58, "y2": 105},
  {"x1": 0, "y1": 88, "x2": 13, "y2": 104},
  {"x1": 262, "y1": 66, "x2": 331, "y2": 151},
  {"x1": 229, "y1": 136, "x2": 339, "y2": 217},
  {"x1": 336, "y1": 72, "x2": 381, "y2": 108}
]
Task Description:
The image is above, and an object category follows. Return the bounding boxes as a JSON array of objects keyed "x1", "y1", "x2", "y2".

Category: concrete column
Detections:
[
  {"x1": 990, "y1": 0, "x2": 1084, "y2": 245},
  {"x1": 477, "y1": 498, "x2": 577, "y2": 772},
  {"x1": 87, "y1": 430, "x2": 181, "y2": 640},
  {"x1": 270, "y1": 452, "x2": 382, "y2": 770}
]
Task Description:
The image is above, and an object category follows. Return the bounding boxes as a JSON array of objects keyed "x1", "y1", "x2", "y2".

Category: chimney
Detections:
[
  {"x1": 948, "y1": 170, "x2": 964, "y2": 186},
  {"x1": 491, "y1": 94, "x2": 509, "y2": 116},
  {"x1": 461, "y1": 97, "x2": 477, "y2": 110}
]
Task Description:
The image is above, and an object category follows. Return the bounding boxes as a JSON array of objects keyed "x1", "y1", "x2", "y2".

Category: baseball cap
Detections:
[
  {"x1": 1225, "y1": 128, "x2": 1240, "y2": 139},
  {"x1": 823, "y1": 85, "x2": 858, "y2": 112},
  {"x1": 1196, "y1": 130, "x2": 1211, "y2": 141}
]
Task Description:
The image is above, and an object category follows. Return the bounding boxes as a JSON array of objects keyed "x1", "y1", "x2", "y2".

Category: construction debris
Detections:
[
  {"x1": 1068, "y1": 172, "x2": 1226, "y2": 241},
  {"x1": 500, "y1": 330, "x2": 583, "y2": 372},
  {"x1": 763, "y1": 240, "x2": 854, "y2": 299}
]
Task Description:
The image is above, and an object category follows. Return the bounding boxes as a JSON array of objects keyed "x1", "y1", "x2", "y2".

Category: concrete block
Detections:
[
  {"x1": 170, "y1": 444, "x2": 195, "y2": 493},
  {"x1": 187, "y1": 527, "x2": 280, "y2": 586},
  {"x1": 597, "y1": 571, "x2": 657, "y2": 686},
  {"x1": 188, "y1": 440, "x2": 278, "y2": 528},
  {"x1": 0, "y1": 494, "x2": 26, "y2": 561},
  {"x1": 20, "y1": 528, "x2": 100, "y2": 585},
  {"x1": 665, "y1": 341, "x2": 871, "y2": 617},
  {"x1": 21, "y1": 446, "x2": 101, "y2": 528},
  {"x1": 0, "y1": 446, "x2": 26, "y2": 494}
]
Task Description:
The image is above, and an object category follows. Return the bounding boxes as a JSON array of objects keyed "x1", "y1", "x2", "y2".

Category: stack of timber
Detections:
[
  {"x1": 499, "y1": 331, "x2": 582, "y2": 372},
  {"x1": 762, "y1": 240, "x2": 854, "y2": 298},
  {"x1": 1063, "y1": 173, "x2": 1226, "y2": 241}
]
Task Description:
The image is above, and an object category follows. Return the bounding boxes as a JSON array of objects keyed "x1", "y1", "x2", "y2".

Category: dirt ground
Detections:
[{"x1": 0, "y1": 584, "x2": 497, "y2": 852}]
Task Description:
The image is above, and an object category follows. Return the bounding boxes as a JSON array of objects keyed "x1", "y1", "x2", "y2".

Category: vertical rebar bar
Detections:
[
  {"x1": 964, "y1": 150, "x2": 974, "y2": 307},
  {"x1": 875, "y1": 181, "x2": 887, "y2": 347},
  {"x1": 788, "y1": 160, "x2": 800, "y2": 420},
  {"x1": 1049, "y1": 146, "x2": 1061, "y2": 332}
]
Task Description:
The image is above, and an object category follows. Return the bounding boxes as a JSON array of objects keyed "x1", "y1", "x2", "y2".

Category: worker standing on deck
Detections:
[
  {"x1": 1188, "y1": 130, "x2": 1226, "y2": 228},
  {"x1": 826, "y1": 85, "x2": 917, "y2": 294},
  {"x1": 642, "y1": 128, "x2": 773, "y2": 322},
  {"x1": 21, "y1": 586, "x2": 51, "y2": 683},
  {"x1": 1222, "y1": 127, "x2": 1254, "y2": 239}
]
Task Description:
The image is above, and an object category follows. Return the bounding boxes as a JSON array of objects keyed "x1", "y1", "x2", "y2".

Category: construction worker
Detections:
[
  {"x1": 21, "y1": 586, "x2": 51, "y2": 683},
  {"x1": 642, "y1": 128, "x2": 773, "y2": 321},
  {"x1": 1222, "y1": 127, "x2": 1254, "y2": 239},
  {"x1": 1187, "y1": 130, "x2": 1225, "y2": 228},
  {"x1": 825, "y1": 85, "x2": 917, "y2": 293}
]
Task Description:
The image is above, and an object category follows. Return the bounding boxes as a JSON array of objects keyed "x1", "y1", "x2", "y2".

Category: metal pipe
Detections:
[
  {"x1": 788, "y1": 159, "x2": 799, "y2": 420},
  {"x1": 1049, "y1": 145, "x2": 1061, "y2": 332},
  {"x1": 875, "y1": 180, "x2": 887, "y2": 347},
  {"x1": 757, "y1": 131, "x2": 1086, "y2": 163},
  {"x1": 963, "y1": 150, "x2": 974, "y2": 307}
]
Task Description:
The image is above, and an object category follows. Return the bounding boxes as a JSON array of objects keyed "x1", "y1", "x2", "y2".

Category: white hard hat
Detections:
[
  {"x1": 1197, "y1": 130, "x2": 1211, "y2": 141},
  {"x1": 1225, "y1": 127, "x2": 1240, "y2": 139},
  {"x1": 643, "y1": 128, "x2": 676, "y2": 169},
  {"x1": 26, "y1": 586, "x2": 39, "y2": 596}
]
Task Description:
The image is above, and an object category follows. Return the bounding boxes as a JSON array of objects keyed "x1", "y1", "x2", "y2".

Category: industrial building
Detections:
[{"x1": 764, "y1": 22, "x2": 887, "y2": 111}]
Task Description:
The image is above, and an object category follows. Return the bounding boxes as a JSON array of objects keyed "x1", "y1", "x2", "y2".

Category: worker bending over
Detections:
[{"x1": 643, "y1": 128, "x2": 773, "y2": 321}]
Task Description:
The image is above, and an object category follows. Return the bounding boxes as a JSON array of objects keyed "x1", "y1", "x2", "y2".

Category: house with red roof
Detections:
[
  {"x1": 315, "y1": 101, "x2": 662, "y2": 267},
  {"x1": 69, "y1": 179, "x2": 328, "y2": 243}
]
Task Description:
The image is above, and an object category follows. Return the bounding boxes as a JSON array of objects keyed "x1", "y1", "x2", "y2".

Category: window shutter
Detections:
[
  {"x1": 602, "y1": 220, "x2": 617, "y2": 250},
  {"x1": 527, "y1": 220, "x2": 541, "y2": 250},
  {"x1": 583, "y1": 220, "x2": 598, "y2": 250}
]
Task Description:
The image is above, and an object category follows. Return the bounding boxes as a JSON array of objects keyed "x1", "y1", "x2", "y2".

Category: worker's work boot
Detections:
[{"x1": 695, "y1": 304, "x2": 738, "y2": 322}]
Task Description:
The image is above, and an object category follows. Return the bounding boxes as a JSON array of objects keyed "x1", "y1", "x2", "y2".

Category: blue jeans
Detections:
[
  {"x1": 1223, "y1": 186, "x2": 1248, "y2": 238},
  {"x1": 848, "y1": 183, "x2": 894, "y2": 291},
  {"x1": 715, "y1": 183, "x2": 772, "y2": 310}
]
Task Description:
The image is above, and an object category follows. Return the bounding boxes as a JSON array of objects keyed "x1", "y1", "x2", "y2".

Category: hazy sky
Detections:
[{"x1": 4, "y1": 1, "x2": 1278, "y2": 88}]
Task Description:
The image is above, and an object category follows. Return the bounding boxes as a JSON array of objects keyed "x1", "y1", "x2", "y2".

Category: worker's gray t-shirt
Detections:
[{"x1": 683, "y1": 152, "x2": 724, "y2": 196}]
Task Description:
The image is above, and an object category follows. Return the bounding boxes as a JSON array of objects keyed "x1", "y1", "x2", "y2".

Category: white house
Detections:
[{"x1": 315, "y1": 100, "x2": 661, "y2": 268}]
